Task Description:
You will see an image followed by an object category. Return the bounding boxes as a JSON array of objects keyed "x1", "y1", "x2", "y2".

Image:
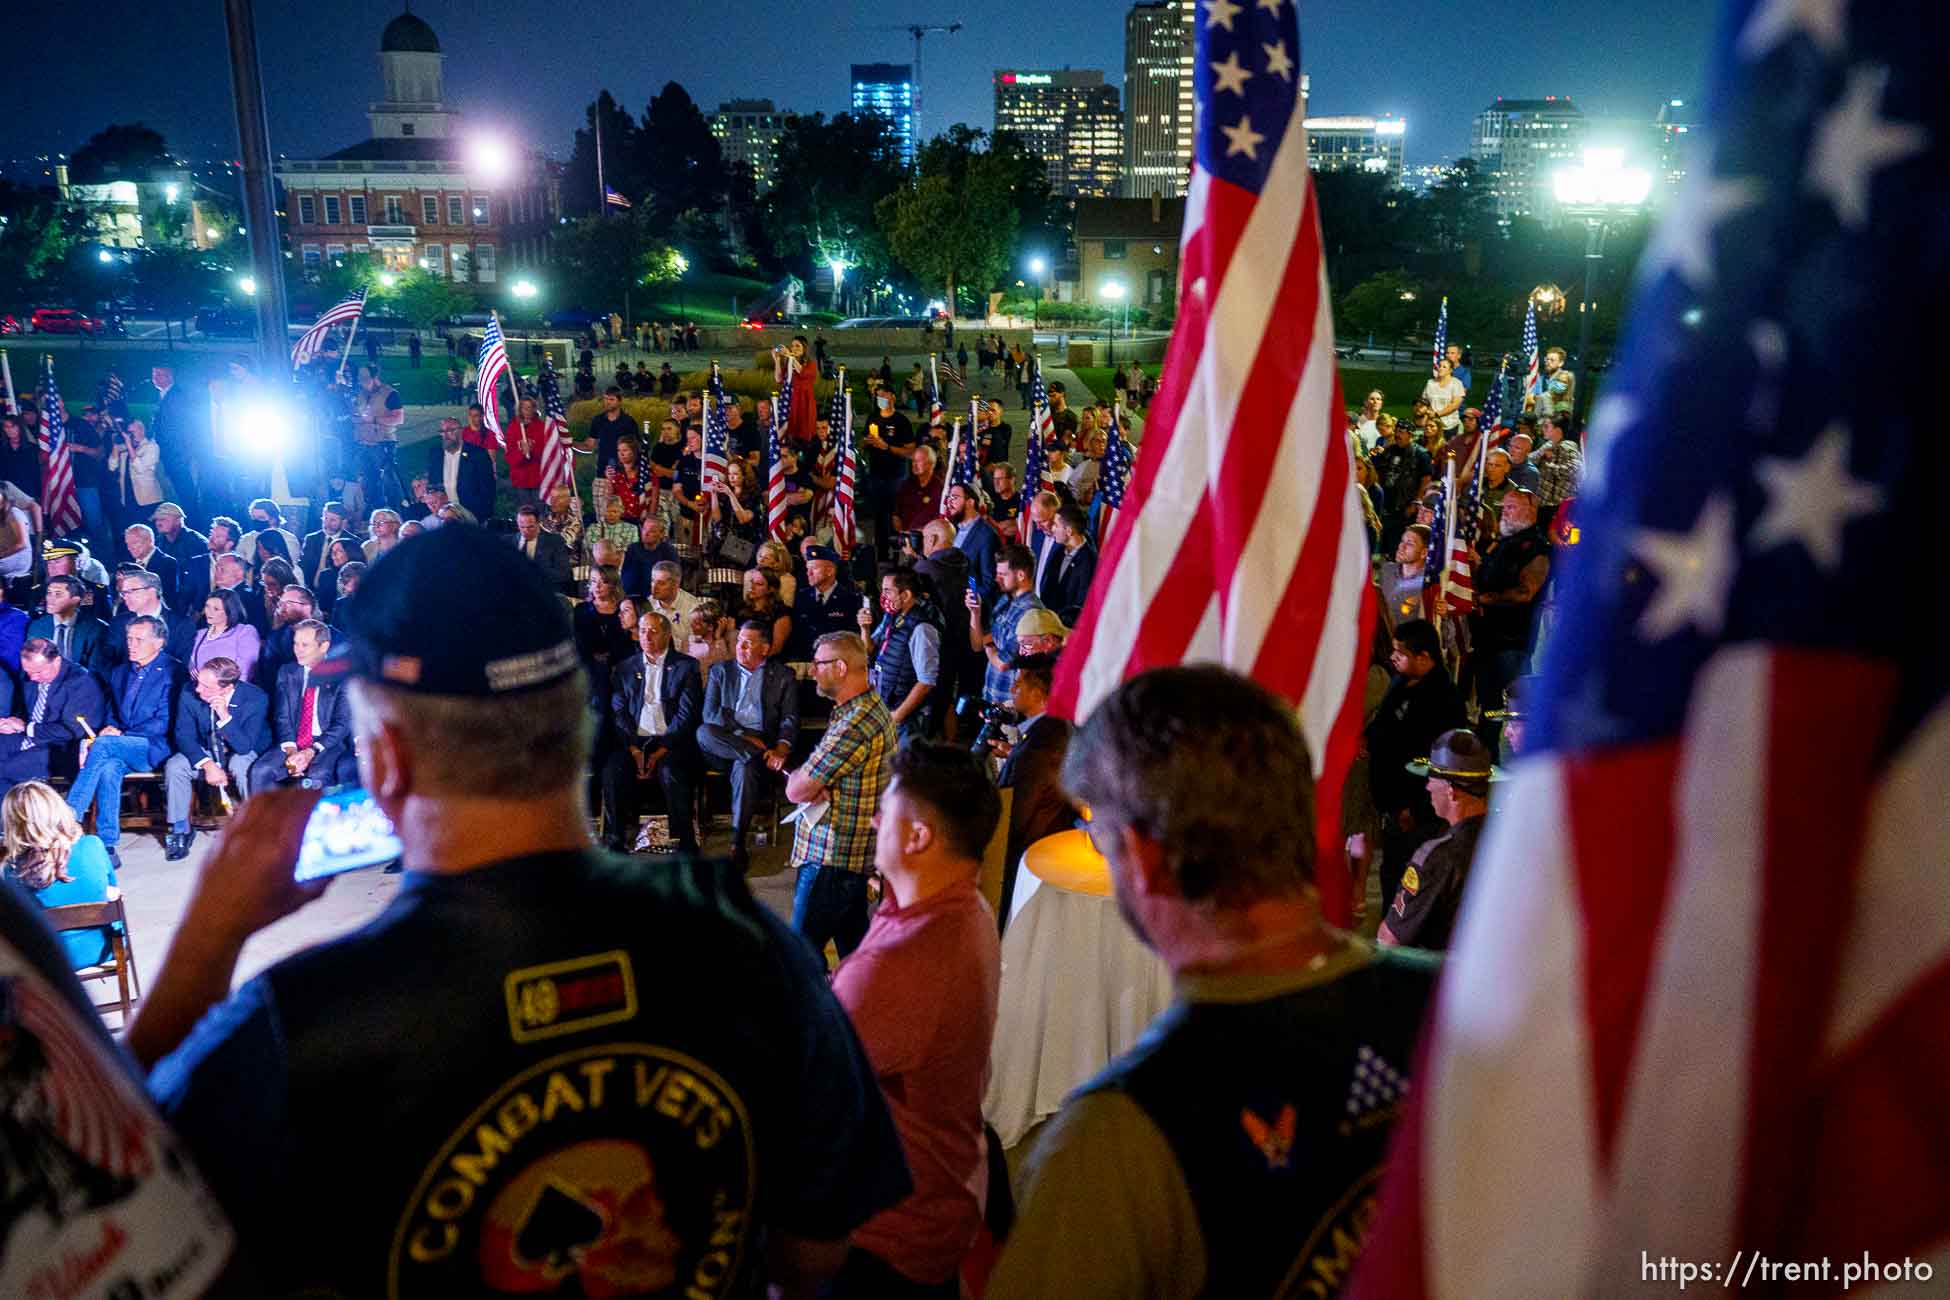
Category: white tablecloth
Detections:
[{"x1": 982, "y1": 865, "x2": 1177, "y2": 1148}]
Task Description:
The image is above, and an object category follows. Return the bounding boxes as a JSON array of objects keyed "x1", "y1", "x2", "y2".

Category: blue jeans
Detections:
[
  {"x1": 791, "y1": 864, "x2": 871, "y2": 960},
  {"x1": 65, "y1": 734, "x2": 155, "y2": 848}
]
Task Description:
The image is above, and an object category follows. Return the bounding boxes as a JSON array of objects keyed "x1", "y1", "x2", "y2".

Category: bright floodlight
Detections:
[
  {"x1": 238, "y1": 277, "x2": 256, "y2": 296},
  {"x1": 378, "y1": 273, "x2": 398, "y2": 288},
  {"x1": 232, "y1": 400, "x2": 294, "y2": 460},
  {"x1": 97, "y1": 249, "x2": 114, "y2": 264},
  {"x1": 468, "y1": 135, "x2": 516, "y2": 184},
  {"x1": 1101, "y1": 281, "x2": 1126, "y2": 301},
  {"x1": 164, "y1": 184, "x2": 180, "y2": 203},
  {"x1": 205, "y1": 227, "x2": 221, "y2": 240},
  {"x1": 1029, "y1": 256, "x2": 1048, "y2": 276},
  {"x1": 1554, "y1": 147, "x2": 1652, "y2": 208},
  {"x1": 512, "y1": 279, "x2": 538, "y2": 300},
  {"x1": 672, "y1": 253, "x2": 689, "y2": 274}
]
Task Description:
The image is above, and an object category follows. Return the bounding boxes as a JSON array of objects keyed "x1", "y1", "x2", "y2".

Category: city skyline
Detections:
[{"x1": 0, "y1": 0, "x2": 1714, "y2": 175}]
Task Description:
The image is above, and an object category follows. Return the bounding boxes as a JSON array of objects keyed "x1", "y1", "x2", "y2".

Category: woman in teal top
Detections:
[{"x1": 3, "y1": 779, "x2": 120, "y2": 968}]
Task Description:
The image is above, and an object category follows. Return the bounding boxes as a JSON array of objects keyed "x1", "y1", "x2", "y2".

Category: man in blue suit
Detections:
[
  {"x1": 64, "y1": 615, "x2": 182, "y2": 867},
  {"x1": 943, "y1": 482, "x2": 1000, "y2": 598},
  {"x1": 0, "y1": 637, "x2": 108, "y2": 798},
  {"x1": 162, "y1": 656, "x2": 272, "y2": 860},
  {"x1": 28, "y1": 576, "x2": 110, "y2": 672},
  {"x1": 697, "y1": 620, "x2": 800, "y2": 868},
  {"x1": 105, "y1": 569, "x2": 194, "y2": 668},
  {"x1": 601, "y1": 611, "x2": 703, "y2": 853},
  {"x1": 0, "y1": 582, "x2": 27, "y2": 684}
]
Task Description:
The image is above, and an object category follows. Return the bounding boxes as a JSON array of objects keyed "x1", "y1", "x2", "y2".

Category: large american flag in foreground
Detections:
[
  {"x1": 291, "y1": 288, "x2": 365, "y2": 367},
  {"x1": 1356, "y1": 4, "x2": 1945, "y2": 1294},
  {"x1": 1049, "y1": 0, "x2": 1369, "y2": 924},
  {"x1": 36, "y1": 354, "x2": 81, "y2": 535}
]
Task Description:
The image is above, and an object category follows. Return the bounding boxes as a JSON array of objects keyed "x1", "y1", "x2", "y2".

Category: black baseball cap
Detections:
[{"x1": 321, "y1": 523, "x2": 577, "y2": 696}]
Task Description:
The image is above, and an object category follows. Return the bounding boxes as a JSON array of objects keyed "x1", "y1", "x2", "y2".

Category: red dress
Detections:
[
  {"x1": 605, "y1": 463, "x2": 658, "y2": 520},
  {"x1": 775, "y1": 353, "x2": 819, "y2": 447}
]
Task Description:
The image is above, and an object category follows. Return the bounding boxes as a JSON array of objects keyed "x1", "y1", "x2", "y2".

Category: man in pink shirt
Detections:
[{"x1": 830, "y1": 742, "x2": 1003, "y2": 1297}]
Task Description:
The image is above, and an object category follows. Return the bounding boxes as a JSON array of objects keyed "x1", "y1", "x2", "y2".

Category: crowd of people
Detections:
[{"x1": 0, "y1": 324, "x2": 1579, "y2": 1298}]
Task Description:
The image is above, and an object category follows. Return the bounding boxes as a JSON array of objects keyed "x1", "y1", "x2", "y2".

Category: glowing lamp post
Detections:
[
  {"x1": 1102, "y1": 279, "x2": 1127, "y2": 362},
  {"x1": 1553, "y1": 147, "x2": 1651, "y2": 425}
]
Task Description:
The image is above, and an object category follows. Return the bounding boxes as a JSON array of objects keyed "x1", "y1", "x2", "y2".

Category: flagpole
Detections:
[
  {"x1": 335, "y1": 309, "x2": 362, "y2": 385},
  {"x1": 940, "y1": 419, "x2": 961, "y2": 514},
  {"x1": 594, "y1": 100, "x2": 608, "y2": 217}
]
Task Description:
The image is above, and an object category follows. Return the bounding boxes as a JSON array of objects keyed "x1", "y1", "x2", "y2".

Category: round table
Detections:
[{"x1": 983, "y1": 830, "x2": 1177, "y2": 1148}]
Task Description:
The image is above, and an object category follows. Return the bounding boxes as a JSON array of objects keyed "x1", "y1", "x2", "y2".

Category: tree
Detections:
[
  {"x1": 1419, "y1": 157, "x2": 1500, "y2": 254},
  {"x1": 563, "y1": 90, "x2": 641, "y2": 219},
  {"x1": 635, "y1": 83, "x2": 728, "y2": 229},
  {"x1": 129, "y1": 247, "x2": 220, "y2": 332},
  {"x1": 552, "y1": 211, "x2": 677, "y2": 313},
  {"x1": 880, "y1": 130, "x2": 1021, "y2": 313},
  {"x1": 388, "y1": 271, "x2": 476, "y2": 331},
  {"x1": 69, "y1": 123, "x2": 172, "y2": 183},
  {"x1": 1338, "y1": 269, "x2": 1425, "y2": 339},
  {"x1": 762, "y1": 113, "x2": 904, "y2": 285}
]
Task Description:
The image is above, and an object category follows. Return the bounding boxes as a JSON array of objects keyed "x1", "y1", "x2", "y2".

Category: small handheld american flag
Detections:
[
  {"x1": 1094, "y1": 406, "x2": 1134, "y2": 549},
  {"x1": 765, "y1": 389, "x2": 789, "y2": 541},
  {"x1": 1431, "y1": 295, "x2": 1448, "y2": 376},
  {"x1": 832, "y1": 385, "x2": 858, "y2": 556},
  {"x1": 537, "y1": 357, "x2": 575, "y2": 502},
  {"x1": 1522, "y1": 299, "x2": 1541, "y2": 401},
  {"x1": 36, "y1": 354, "x2": 81, "y2": 536},
  {"x1": 476, "y1": 315, "x2": 512, "y2": 442},
  {"x1": 700, "y1": 362, "x2": 729, "y2": 495},
  {"x1": 1022, "y1": 361, "x2": 1055, "y2": 537},
  {"x1": 292, "y1": 288, "x2": 366, "y2": 367}
]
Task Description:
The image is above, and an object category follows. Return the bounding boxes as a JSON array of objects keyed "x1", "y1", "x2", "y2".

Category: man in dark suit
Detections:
[
  {"x1": 424, "y1": 417, "x2": 497, "y2": 524},
  {"x1": 255, "y1": 585, "x2": 318, "y2": 689},
  {"x1": 602, "y1": 611, "x2": 703, "y2": 853},
  {"x1": 207, "y1": 553, "x2": 270, "y2": 637},
  {"x1": 62, "y1": 615, "x2": 182, "y2": 868},
  {"x1": 121, "y1": 523, "x2": 183, "y2": 610},
  {"x1": 513, "y1": 504, "x2": 575, "y2": 594},
  {"x1": 150, "y1": 502, "x2": 209, "y2": 569},
  {"x1": 696, "y1": 620, "x2": 800, "y2": 867},
  {"x1": 148, "y1": 365, "x2": 208, "y2": 523},
  {"x1": 1040, "y1": 504, "x2": 1099, "y2": 627},
  {"x1": 944, "y1": 482, "x2": 1001, "y2": 597},
  {"x1": 105, "y1": 568, "x2": 195, "y2": 667},
  {"x1": 299, "y1": 501, "x2": 362, "y2": 595},
  {"x1": 251, "y1": 619, "x2": 356, "y2": 793},
  {"x1": 992, "y1": 654, "x2": 1075, "y2": 928},
  {"x1": 162, "y1": 656, "x2": 272, "y2": 860},
  {"x1": 0, "y1": 637, "x2": 108, "y2": 798},
  {"x1": 787, "y1": 544, "x2": 863, "y2": 659},
  {"x1": 27, "y1": 577, "x2": 109, "y2": 672}
]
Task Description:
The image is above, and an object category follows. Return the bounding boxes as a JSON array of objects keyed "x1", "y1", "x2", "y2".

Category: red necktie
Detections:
[{"x1": 297, "y1": 685, "x2": 317, "y2": 749}]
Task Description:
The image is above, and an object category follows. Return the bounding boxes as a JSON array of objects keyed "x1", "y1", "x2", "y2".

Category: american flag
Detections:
[
  {"x1": 831, "y1": 385, "x2": 858, "y2": 555},
  {"x1": 700, "y1": 362, "x2": 729, "y2": 494},
  {"x1": 1431, "y1": 294, "x2": 1448, "y2": 376},
  {"x1": 1020, "y1": 362, "x2": 1055, "y2": 538},
  {"x1": 35, "y1": 354, "x2": 81, "y2": 536},
  {"x1": 953, "y1": 395, "x2": 983, "y2": 490},
  {"x1": 1521, "y1": 299, "x2": 1541, "y2": 403},
  {"x1": 291, "y1": 288, "x2": 366, "y2": 367},
  {"x1": 1479, "y1": 354, "x2": 1507, "y2": 434},
  {"x1": 1047, "y1": 0, "x2": 1371, "y2": 927},
  {"x1": 1355, "y1": 3, "x2": 1944, "y2": 1293},
  {"x1": 604, "y1": 186, "x2": 632, "y2": 209},
  {"x1": 765, "y1": 389, "x2": 789, "y2": 541},
  {"x1": 815, "y1": 368, "x2": 844, "y2": 525},
  {"x1": 537, "y1": 358, "x2": 575, "y2": 500},
  {"x1": 940, "y1": 355, "x2": 965, "y2": 389},
  {"x1": 1441, "y1": 425, "x2": 1487, "y2": 615},
  {"x1": 97, "y1": 369, "x2": 125, "y2": 412},
  {"x1": 1094, "y1": 405, "x2": 1134, "y2": 548},
  {"x1": 6, "y1": 970, "x2": 157, "y2": 1179},
  {"x1": 476, "y1": 314, "x2": 512, "y2": 441}
]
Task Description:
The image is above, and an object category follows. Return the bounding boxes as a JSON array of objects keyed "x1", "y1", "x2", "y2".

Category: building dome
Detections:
[{"x1": 380, "y1": 11, "x2": 440, "y2": 54}]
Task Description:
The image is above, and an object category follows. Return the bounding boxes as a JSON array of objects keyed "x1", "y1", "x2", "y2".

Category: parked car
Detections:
[
  {"x1": 544, "y1": 307, "x2": 606, "y2": 332},
  {"x1": 194, "y1": 306, "x2": 258, "y2": 338},
  {"x1": 29, "y1": 307, "x2": 108, "y2": 336}
]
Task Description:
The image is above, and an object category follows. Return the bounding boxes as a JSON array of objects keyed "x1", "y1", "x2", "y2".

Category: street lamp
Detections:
[
  {"x1": 378, "y1": 272, "x2": 398, "y2": 288},
  {"x1": 512, "y1": 279, "x2": 538, "y2": 301},
  {"x1": 164, "y1": 184, "x2": 180, "y2": 203},
  {"x1": 1530, "y1": 283, "x2": 1565, "y2": 317},
  {"x1": 1554, "y1": 147, "x2": 1651, "y2": 425},
  {"x1": 205, "y1": 227, "x2": 221, "y2": 241},
  {"x1": 1102, "y1": 279, "x2": 1127, "y2": 362},
  {"x1": 468, "y1": 135, "x2": 516, "y2": 185},
  {"x1": 97, "y1": 249, "x2": 114, "y2": 264},
  {"x1": 828, "y1": 256, "x2": 849, "y2": 313},
  {"x1": 238, "y1": 276, "x2": 257, "y2": 296}
]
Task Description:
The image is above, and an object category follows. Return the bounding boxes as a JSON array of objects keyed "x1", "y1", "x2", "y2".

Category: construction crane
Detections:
[{"x1": 860, "y1": 22, "x2": 964, "y2": 156}]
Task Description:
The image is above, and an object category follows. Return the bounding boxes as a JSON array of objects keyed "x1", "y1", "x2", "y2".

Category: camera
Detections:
[{"x1": 969, "y1": 702, "x2": 1020, "y2": 755}]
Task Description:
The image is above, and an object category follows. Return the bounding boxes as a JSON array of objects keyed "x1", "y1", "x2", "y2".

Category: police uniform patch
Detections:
[
  {"x1": 389, "y1": 1043, "x2": 755, "y2": 1299},
  {"x1": 505, "y1": 952, "x2": 638, "y2": 1044},
  {"x1": 1400, "y1": 866, "x2": 1420, "y2": 894}
]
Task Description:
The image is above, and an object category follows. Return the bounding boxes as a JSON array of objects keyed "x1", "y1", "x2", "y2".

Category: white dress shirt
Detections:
[
  {"x1": 636, "y1": 650, "x2": 669, "y2": 738},
  {"x1": 442, "y1": 446, "x2": 462, "y2": 504}
]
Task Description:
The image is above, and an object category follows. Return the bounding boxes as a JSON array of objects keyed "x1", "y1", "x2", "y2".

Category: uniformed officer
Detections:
[
  {"x1": 1379, "y1": 728, "x2": 1493, "y2": 951},
  {"x1": 129, "y1": 522, "x2": 911, "y2": 1297}
]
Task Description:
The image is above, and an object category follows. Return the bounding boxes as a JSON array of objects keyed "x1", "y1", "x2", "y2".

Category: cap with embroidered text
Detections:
[{"x1": 320, "y1": 522, "x2": 577, "y2": 696}]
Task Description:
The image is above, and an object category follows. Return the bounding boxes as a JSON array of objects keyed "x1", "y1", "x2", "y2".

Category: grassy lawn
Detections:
[
  {"x1": 621, "y1": 269, "x2": 774, "y2": 327},
  {"x1": 6, "y1": 344, "x2": 460, "y2": 416}
]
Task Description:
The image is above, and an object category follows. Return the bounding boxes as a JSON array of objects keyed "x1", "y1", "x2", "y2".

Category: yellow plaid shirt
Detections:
[{"x1": 792, "y1": 690, "x2": 895, "y2": 873}]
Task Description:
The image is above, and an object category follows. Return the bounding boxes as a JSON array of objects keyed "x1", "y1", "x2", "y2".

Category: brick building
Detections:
[
  {"x1": 1072, "y1": 194, "x2": 1185, "y2": 308},
  {"x1": 276, "y1": 8, "x2": 558, "y2": 284}
]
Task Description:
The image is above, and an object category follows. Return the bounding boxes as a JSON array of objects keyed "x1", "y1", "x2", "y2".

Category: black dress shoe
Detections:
[
  {"x1": 105, "y1": 846, "x2": 123, "y2": 873},
  {"x1": 164, "y1": 832, "x2": 193, "y2": 861}
]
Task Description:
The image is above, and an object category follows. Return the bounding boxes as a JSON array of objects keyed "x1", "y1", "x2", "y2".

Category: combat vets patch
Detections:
[
  {"x1": 1400, "y1": 866, "x2": 1420, "y2": 894},
  {"x1": 506, "y1": 952, "x2": 638, "y2": 1044}
]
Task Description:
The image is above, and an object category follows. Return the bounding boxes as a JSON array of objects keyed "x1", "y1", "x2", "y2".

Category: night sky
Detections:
[{"x1": 0, "y1": 0, "x2": 1716, "y2": 171}]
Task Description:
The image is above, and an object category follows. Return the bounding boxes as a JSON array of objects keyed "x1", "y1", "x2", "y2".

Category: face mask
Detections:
[{"x1": 878, "y1": 398, "x2": 893, "y2": 412}]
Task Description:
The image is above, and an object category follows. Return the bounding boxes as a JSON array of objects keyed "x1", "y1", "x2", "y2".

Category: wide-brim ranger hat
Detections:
[
  {"x1": 315, "y1": 522, "x2": 579, "y2": 697},
  {"x1": 1406, "y1": 728, "x2": 1501, "y2": 791},
  {"x1": 1484, "y1": 675, "x2": 1536, "y2": 722}
]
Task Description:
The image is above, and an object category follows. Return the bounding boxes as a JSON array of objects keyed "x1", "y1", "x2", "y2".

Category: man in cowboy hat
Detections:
[{"x1": 1379, "y1": 728, "x2": 1494, "y2": 951}]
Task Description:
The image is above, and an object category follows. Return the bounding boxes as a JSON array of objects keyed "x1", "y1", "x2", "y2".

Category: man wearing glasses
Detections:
[{"x1": 784, "y1": 632, "x2": 895, "y2": 959}]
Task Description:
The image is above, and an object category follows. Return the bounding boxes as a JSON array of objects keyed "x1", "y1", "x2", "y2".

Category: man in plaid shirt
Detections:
[{"x1": 786, "y1": 631, "x2": 896, "y2": 958}]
